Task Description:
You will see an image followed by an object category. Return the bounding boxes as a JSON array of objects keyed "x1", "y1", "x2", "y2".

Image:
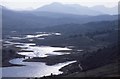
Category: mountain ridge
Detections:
[
  {"x1": 1, "y1": 2, "x2": 118, "y2": 15},
  {"x1": 36, "y1": 2, "x2": 117, "y2": 15}
]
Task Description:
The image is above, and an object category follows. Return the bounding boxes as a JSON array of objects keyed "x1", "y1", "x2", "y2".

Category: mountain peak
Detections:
[
  {"x1": 36, "y1": 3, "x2": 103, "y2": 15},
  {"x1": 36, "y1": 2, "x2": 117, "y2": 15}
]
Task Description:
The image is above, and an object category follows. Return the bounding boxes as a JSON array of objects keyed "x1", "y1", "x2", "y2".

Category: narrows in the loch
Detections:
[{"x1": 2, "y1": 32, "x2": 78, "y2": 77}]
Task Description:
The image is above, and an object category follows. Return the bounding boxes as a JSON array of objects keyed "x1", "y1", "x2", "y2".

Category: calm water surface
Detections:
[{"x1": 2, "y1": 32, "x2": 76, "y2": 77}]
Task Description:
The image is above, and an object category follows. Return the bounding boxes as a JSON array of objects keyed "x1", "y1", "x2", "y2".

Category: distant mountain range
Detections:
[
  {"x1": 1, "y1": 3, "x2": 118, "y2": 33},
  {"x1": 2, "y1": 7, "x2": 117, "y2": 30},
  {"x1": 91, "y1": 5, "x2": 117, "y2": 15},
  {"x1": 1, "y1": 2, "x2": 118, "y2": 16},
  {"x1": 36, "y1": 2, "x2": 118, "y2": 15}
]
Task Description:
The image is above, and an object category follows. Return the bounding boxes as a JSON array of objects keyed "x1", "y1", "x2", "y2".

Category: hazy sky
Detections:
[{"x1": 1, "y1": 0, "x2": 119, "y2": 10}]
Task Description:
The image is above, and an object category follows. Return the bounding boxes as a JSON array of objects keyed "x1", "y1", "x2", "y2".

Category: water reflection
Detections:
[
  {"x1": 2, "y1": 32, "x2": 75, "y2": 77},
  {"x1": 3, "y1": 58, "x2": 76, "y2": 77}
]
